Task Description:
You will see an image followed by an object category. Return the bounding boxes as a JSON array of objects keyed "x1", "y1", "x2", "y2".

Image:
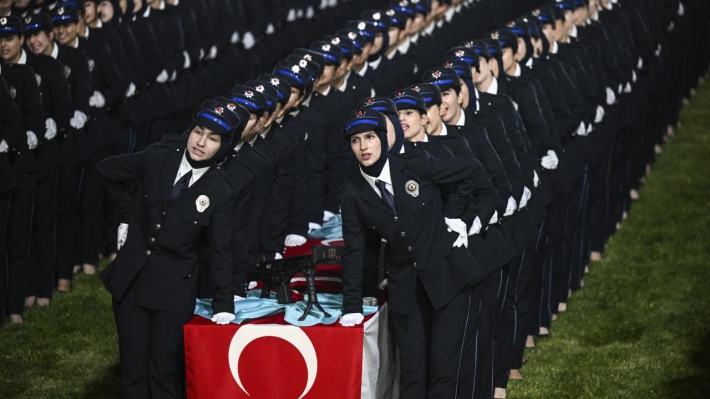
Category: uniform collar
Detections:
[
  {"x1": 513, "y1": 62, "x2": 522, "y2": 77},
  {"x1": 338, "y1": 70, "x2": 351, "y2": 91},
  {"x1": 386, "y1": 48, "x2": 397, "y2": 60},
  {"x1": 319, "y1": 85, "x2": 331, "y2": 97},
  {"x1": 487, "y1": 77, "x2": 499, "y2": 95},
  {"x1": 440, "y1": 123, "x2": 449, "y2": 136},
  {"x1": 410, "y1": 33, "x2": 420, "y2": 44},
  {"x1": 72, "y1": 36, "x2": 80, "y2": 48},
  {"x1": 17, "y1": 49, "x2": 27, "y2": 65},
  {"x1": 569, "y1": 24, "x2": 578, "y2": 38},
  {"x1": 143, "y1": 6, "x2": 151, "y2": 18},
  {"x1": 525, "y1": 57, "x2": 534, "y2": 68},
  {"x1": 176, "y1": 152, "x2": 210, "y2": 186},
  {"x1": 369, "y1": 56, "x2": 382, "y2": 70},
  {"x1": 551, "y1": 40, "x2": 559, "y2": 54},
  {"x1": 455, "y1": 108, "x2": 466, "y2": 126},
  {"x1": 356, "y1": 62, "x2": 369, "y2": 76},
  {"x1": 424, "y1": 21, "x2": 436, "y2": 35},
  {"x1": 397, "y1": 37, "x2": 411, "y2": 54},
  {"x1": 51, "y1": 41, "x2": 59, "y2": 59},
  {"x1": 360, "y1": 158, "x2": 392, "y2": 197},
  {"x1": 444, "y1": 7, "x2": 455, "y2": 22},
  {"x1": 84, "y1": 26, "x2": 90, "y2": 39}
]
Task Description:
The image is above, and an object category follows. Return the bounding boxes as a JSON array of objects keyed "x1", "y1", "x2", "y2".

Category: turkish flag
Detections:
[{"x1": 185, "y1": 313, "x2": 369, "y2": 399}]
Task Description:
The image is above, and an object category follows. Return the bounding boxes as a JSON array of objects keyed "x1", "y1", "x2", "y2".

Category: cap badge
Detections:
[
  {"x1": 491, "y1": 32, "x2": 500, "y2": 40},
  {"x1": 303, "y1": 54, "x2": 312, "y2": 61},
  {"x1": 431, "y1": 70, "x2": 442, "y2": 79},
  {"x1": 215, "y1": 106, "x2": 224, "y2": 114},
  {"x1": 331, "y1": 37, "x2": 340, "y2": 44},
  {"x1": 507, "y1": 21, "x2": 515, "y2": 27},
  {"x1": 255, "y1": 85, "x2": 265, "y2": 92},
  {"x1": 356, "y1": 110, "x2": 365, "y2": 118},
  {"x1": 244, "y1": 90, "x2": 254, "y2": 98},
  {"x1": 348, "y1": 32, "x2": 358, "y2": 40},
  {"x1": 532, "y1": 9, "x2": 541, "y2": 16},
  {"x1": 321, "y1": 44, "x2": 331, "y2": 52},
  {"x1": 411, "y1": 86, "x2": 420, "y2": 92},
  {"x1": 444, "y1": 61, "x2": 452, "y2": 68},
  {"x1": 455, "y1": 50, "x2": 465, "y2": 57},
  {"x1": 196, "y1": 195, "x2": 210, "y2": 213},
  {"x1": 464, "y1": 40, "x2": 473, "y2": 48},
  {"x1": 373, "y1": 12, "x2": 381, "y2": 20},
  {"x1": 270, "y1": 78, "x2": 280, "y2": 86},
  {"x1": 291, "y1": 65, "x2": 300, "y2": 73},
  {"x1": 227, "y1": 103, "x2": 236, "y2": 111},
  {"x1": 405, "y1": 180, "x2": 420, "y2": 197},
  {"x1": 396, "y1": 91, "x2": 404, "y2": 97},
  {"x1": 366, "y1": 97, "x2": 373, "y2": 104},
  {"x1": 25, "y1": 16, "x2": 31, "y2": 24},
  {"x1": 299, "y1": 59, "x2": 308, "y2": 68},
  {"x1": 357, "y1": 22, "x2": 366, "y2": 30},
  {"x1": 58, "y1": 7, "x2": 65, "y2": 15},
  {"x1": 0, "y1": 18, "x2": 6, "y2": 25}
]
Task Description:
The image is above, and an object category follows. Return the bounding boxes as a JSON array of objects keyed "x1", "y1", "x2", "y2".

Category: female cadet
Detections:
[
  {"x1": 337, "y1": 108, "x2": 483, "y2": 398},
  {"x1": 98, "y1": 99, "x2": 239, "y2": 398}
]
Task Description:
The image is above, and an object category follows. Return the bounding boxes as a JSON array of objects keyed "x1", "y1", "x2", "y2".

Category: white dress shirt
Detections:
[
  {"x1": 360, "y1": 159, "x2": 393, "y2": 199},
  {"x1": 174, "y1": 152, "x2": 210, "y2": 187}
]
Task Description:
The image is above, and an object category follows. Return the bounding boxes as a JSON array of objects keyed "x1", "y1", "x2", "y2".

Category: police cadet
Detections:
[
  {"x1": 338, "y1": 107, "x2": 482, "y2": 398},
  {"x1": 328, "y1": 29, "x2": 375, "y2": 103},
  {"x1": 98, "y1": 99, "x2": 239, "y2": 398},
  {"x1": 1, "y1": 14, "x2": 45, "y2": 324},
  {"x1": 19, "y1": 14, "x2": 73, "y2": 309}
]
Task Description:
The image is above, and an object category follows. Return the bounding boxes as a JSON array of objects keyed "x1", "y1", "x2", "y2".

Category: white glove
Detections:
[
  {"x1": 183, "y1": 50, "x2": 191, "y2": 69},
  {"x1": 297, "y1": 8, "x2": 304, "y2": 19},
  {"x1": 488, "y1": 210, "x2": 498, "y2": 225},
  {"x1": 577, "y1": 121, "x2": 587, "y2": 136},
  {"x1": 595, "y1": 105, "x2": 605, "y2": 123},
  {"x1": 198, "y1": 48, "x2": 205, "y2": 60},
  {"x1": 505, "y1": 196, "x2": 517, "y2": 216},
  {"x1": 519, "y1": 186, "x2": 531, "y2": 209},
  {"x1": 637, "y1": 57, "x2": 644, "y2": 70},
  {"x1": 444, "y1": 217, "x2": 468, "y2": 237},
  {"x1": 211, "y1": 312, "x2": 235, "y2": 325},
  {"x1": 117, "y1": 223, "x2": 128, "y2": 250},
  {"x1": 453, "y1": 235, "x2": 468, "y2": 248},
  {"x1": 306, "y1": 6, "x2": 315, "y2": 18},
  {"x1": 70, "y1": 110, "x2": 88, "y2": 129},
  {"x1": 327, "y1": 0, "x2": 336, "y2": 7},
  {"x1": 125, "y1": 82, "x2": 136, "y2": 98},
  {"x1": 468, "y1": 216, "x2": 482, "y2": 235},
  {"x1": 308, "y1": 223, "x2": 321, "y2": 234},
  {"x1": 533, "y1": 170, "x2": 540, "y2": 187},
  {"x1": 0, "y1": 139, "x2": 8, "y2": 153},
  {"x1": 541, "y1": 150, "x2": 559, "y2": 170},
  {"x1": 323, "y1": 210, "x2": 335, "y2": 222},
  {"x1": 156, "y1": 69, "x2": 169, "y2": 83},
  {"x1": 89, "y1": 90, "x2": 106, "y2": 108},
  {"x1": 339, "y1": 313, "x2": 364, "y2": 327},
  {"x1": 169, "y1": 70, "x2": 177, "y2": 82},
  {"x1": 632, "y1": 70, "x2": 637, "y2": 83},
  {"x1": 624, "y1": 82, "x2": 632, "y2": 93},
  {"x1": 26, "y1": 131, "x2": 38, "y2": 149},
  {"x1": 206, "y1": 45, "x2": 218, "y2": 60},
  {"x1": 285, "y1": 234, "x2": 307, "y2": 247},
  {"x1": 618, "y1": 83, "x2": 623, "y2": 94},
  {"x1": 243, "y1": 32, "x2": 255, "y2": 50},
  {"x1": 586, "y1": 123, "x2": 593, "y2": 135},
  {"x1": 378, "y1": 278, "x2": 388, "y2": 290},
  {"x1": 287, "y1": 8, "x2": 296, "y2": 21},
  {"x1": 45, "y1": 118, "x2": 57, "y2": 140},
  {"x1": 654, "y1": 43, "x2": 662, "y2": 57},
  {"x1": 678, "y1": 2, "x2": 685, "y2": 16},
  {"x1": 605, "y1": 87, "x2": 616, "y2": 105},
  {"x1": 318, "y1": 0, "x2": 327, "y2": 10},
  {"x1": 234, "y1": 295, "x2": 245, "y2": 302},
  {"x1": 265, "y1": 23, "x2": 275, "y2": 35},
  {"x1": 667, "y1": 21, "x2": 675, "y2": 32},
  {"x1": 274, "y1": 252, "x2": 283, "y2": 260},
  {"x1": 230, "y1": 31, "x2": 240, "y2": 44}
]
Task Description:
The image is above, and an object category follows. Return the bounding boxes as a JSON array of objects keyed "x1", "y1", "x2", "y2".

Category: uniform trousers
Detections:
[
  {"x1": 28, "y1": 171, "x2": 58, "y2": 299},
  {"x1": 6, "y1": 176, "x2": 36, "y2": 315},
  {"x1": 470, "y1": 269, "x2": 504, "y2": 399},
  {"x1": 113, "y1": 285, "x2": 193, "y2": 399},
  {"x1": 389, "y1": 279, "x2": 470, "y2": 399},
  {"x1": 79, "y1": 150, "x2": 107, "y2": 266},
  {"x1": 0, "y1": 192, "x2": 10, "y2": 320},
  {"x1": 56, "y1": 163, "x2": 83, "y2": 280}
]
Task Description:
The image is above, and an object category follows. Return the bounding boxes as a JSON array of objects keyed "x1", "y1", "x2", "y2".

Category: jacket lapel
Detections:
[
  {"x1": 354, "y1": 167, "x2": 396, "y2": 216},
  {"x1": 389, "y1": 157, "x2": 413, "y2": 214},
  {"x1": 160, "y1": 152, "x2": 183, "y2": 210},
  {"x1": 169, "y1": 168, "x2": 216, "y2": 209}
]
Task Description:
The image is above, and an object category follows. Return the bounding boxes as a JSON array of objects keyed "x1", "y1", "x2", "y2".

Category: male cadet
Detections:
[
  {"x1": 16, "y1": 15, "x2": 73, "y2": 308},
  {"x1": 1, "y1": 14, "x2": 44, "y2": 324},
  {"x1": 52, "y1": 4, "x2": 124, "y2": 276},
  {"x1": 0, "y1": 75, "x2": 20, "y2": 323}
]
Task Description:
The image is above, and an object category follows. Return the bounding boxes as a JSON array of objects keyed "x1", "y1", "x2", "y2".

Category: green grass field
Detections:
[{"x1": 1, "y1": 84, "x2": 709, "y2": 398}]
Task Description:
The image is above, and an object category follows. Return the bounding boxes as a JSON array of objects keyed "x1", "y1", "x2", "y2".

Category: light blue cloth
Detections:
[
  {"x1": 195, "y1": 290, "x2": 377, "y2": 327},
  {"x1": 308, "y1": 215, "x2": 343, "y2": 239}
]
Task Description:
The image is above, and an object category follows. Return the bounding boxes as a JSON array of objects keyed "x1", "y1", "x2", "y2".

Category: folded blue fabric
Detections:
[
  {"x1": 308, "y1": 215, "x2": 343, "y2": 239},
  {"x1": 195, "y1": 290, "x2": 377, "y2": 327}
]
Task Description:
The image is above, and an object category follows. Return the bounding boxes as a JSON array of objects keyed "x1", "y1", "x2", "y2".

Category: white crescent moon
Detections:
[{"x1": 228, "y1": 324, "x2": 318, "y2": 399}]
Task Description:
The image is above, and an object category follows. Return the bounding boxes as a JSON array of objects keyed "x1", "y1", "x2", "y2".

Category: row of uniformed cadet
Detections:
[
  {"x1": 333, "y1": 0, "x2": 709, "y2": 399},
  {"x1": 0, "y1": 0, "x2": 385, "y2": 324},
  {"x1": 1, "y1": 0, "x2": 708, "y2": 397}
]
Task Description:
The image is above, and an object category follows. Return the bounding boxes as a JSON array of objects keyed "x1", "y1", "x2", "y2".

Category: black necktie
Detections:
[
  {"x1": 171, "y1": 170, "x2": 192, "y2": 201},
  {"x1": 375, "y1": 179, "x2": 396, "y2": 215}
]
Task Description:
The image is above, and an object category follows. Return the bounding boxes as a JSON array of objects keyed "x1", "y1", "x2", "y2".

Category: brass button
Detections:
[
  {"x1": 156, "y1": 224, "x2": 161, "y2": 230},
  {"x1": 144, "y1": 194, "x2": 148, "y2": 198},
  {"x1": 193, "y1": 221, "x2": 198, "y2": 225},
  {"x1": 407, "y1": 246, "x2": 412, "y2": 252},
  {"x1": 162, "y1": 211, "x2": 167, "y2": 216},
  {"x1": 145, "y1": 250, "x2": 151, "y2": 256},
  {"x1": 176, "y1": 149, "x2": 180, "y2": 151},
  {"x1": 400, "y1": 232, "x2": 406, "y2": 237},
  {"x1": 393, "y1": 217, "x2": 399, "y2": 222},
  {"x1": 413, "y1": 262, "x2": 417, "y2": 268},
  {"x1": 149, "y1": 237, "x2": 155, "y2": 243},
  {"x1": 422, "y1": 202, "x2": 425, "y2": 206}
]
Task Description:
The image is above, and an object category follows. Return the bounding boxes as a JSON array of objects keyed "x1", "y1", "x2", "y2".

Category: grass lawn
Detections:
[{"x1": 2, "y1": 84, "x2": 710, "y2": 398}]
